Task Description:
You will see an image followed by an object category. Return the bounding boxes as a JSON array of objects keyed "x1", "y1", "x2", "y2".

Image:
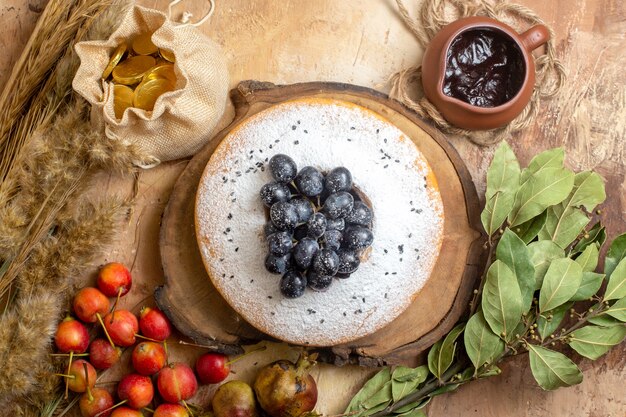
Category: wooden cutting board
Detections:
[{"x1": 156, "y1": 81, "x2": 485, "y2": 366}]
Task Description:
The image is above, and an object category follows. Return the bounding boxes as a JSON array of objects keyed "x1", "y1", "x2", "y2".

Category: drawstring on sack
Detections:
[{"x1": 168, "y1": 0, "x2": 215, "y2": 27}]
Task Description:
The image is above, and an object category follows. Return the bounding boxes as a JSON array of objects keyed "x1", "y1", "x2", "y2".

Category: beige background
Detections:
[{"x1": 1, "y1": 0, "x2": 625, "y2": 415}]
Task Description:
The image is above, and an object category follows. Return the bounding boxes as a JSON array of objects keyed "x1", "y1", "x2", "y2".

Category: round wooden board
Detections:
[{"x1": 156, "y1": 81, "x2": 485, "y2": 366}]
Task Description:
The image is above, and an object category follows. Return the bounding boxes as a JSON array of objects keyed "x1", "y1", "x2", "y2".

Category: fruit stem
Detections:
[
  {"x1": 49, "y1": 353, "x2": 89, "y2": 357},
  {"x1": 226, "y1": 345, "x2": 268, "y2": 365},
  {"x1": 143, "y1": 407, "x2": 155, "y2": 413},
  {"x1": 96, "y1": 312, "x2": 116, "y2": 349},
  {"x1": 94, "y1": 399, "x2": 127, "y2": 417},
  {"x1": 182, "y1": 400, "x2": 195, "y2": 417},
  {"x1": 64, "y1": 350, "x2": 73, "y2": 399},
  {"x1": 134, "y1": 333, "x2": 162, "y2": 343},
  {"x1": 110, "y1": 287, "x2": 123, "y2": 313},
  {"x1": 295, "y1": 351, "x2": 318, "y2": 379},
  {"x1": 84, "y1": 362, "x2": 93, "y2": 402},
  {"x1": 178, "y1": 340, "x2": 221, "y2": 350},
  {"x1": 54, "y1": 373, "x2": 76, "y2": 379}
]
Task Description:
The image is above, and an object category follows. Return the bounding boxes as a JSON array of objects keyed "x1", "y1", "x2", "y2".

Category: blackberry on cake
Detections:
[
  {"x1": 325, "y1": 167, "x2": 353, "y2": 193},
  {"x1": 306, "y1": 213, "x2": 327, "y2": 238},
  {"x1": 280, "y1": 270, "x2": 307, "y2": 298},
  {"x1": 294, "y1": 166, "x2": 324, "y2": 197},
  {"x1": 270, "y1": 201, "x2": 299, "y2": 230},
  {"x1": 307, "y1": 271, "x2": 333, "y2": 292},
  {"x1": 322, "y1": 191, "x2": 354, "y2": 219},
  {"x1": 269, "y1": 154, "x2": 298, "y2": 183},
  {"x1": 345, "y1": 201, "x2": 372, "y2": 227},
  {"x1": 260, "y1": 182, "x2": 291, "y2": 207}
]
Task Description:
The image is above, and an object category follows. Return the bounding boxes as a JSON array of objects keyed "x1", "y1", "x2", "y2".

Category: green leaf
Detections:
[
  {"x1": 520, "y1": 148, "x2": 565, "y2": 183},
  {"x1": 513, "y1": 210, "x2": 547, "y2": 244},
  {"x1": 572, "y1": 223, "x2": 606, "y2": 254},
  {"x1": 508, "y1": 167, "x2": 575, "y2": 227},
  {"x1": 362, "y1": 381, "x2": 392, "y2": 409},
  {"x1": 345, "y1": 368, "x2": 391, "y2": 413},
  {"x1": 481, "y1": 142, "x2": 521, "y2": 237},
  {"x1": 396, "y1": 409, "x2": 426, "y2": 417},
  {"x1": 587, "y1": 314, "x2": 623, "y2": 327},
  {"x1": 426, "y1": 340, "x2": 443, "y2": 380},
  {"x1": 539, "y1": 258, "x2": 583, "y2": 312},
  {"x1": 538, "y1": 205, "x2": 589, "y2": 249},
  {"x1": 478, "y1": 365, "x2": 502, "y2": 378},
  {"x1": 605, "y1": 297, "x2": 626, "y2": 322},
  {"x1": 605, "y1": 233, "x2": 626, "y2": 278},
  {"x1": 527, "y1": 345, "x2": 583, "y2": 390},
  {"x1": 481, "y1": 192, "x2": 516, "y2": 238},
  {"x1": 605, "y1": 258, "x2": 626, "y2": 300},
  {"x1": 427, "y1": 324, "x2": 464, "y2": 379},
  {"x1": 464, "y1": 311, "x2": 505, "y2": 370},
  {"x1": 537, "y1": 302, "x2": 572, "y2": 340},
  {"x1": 394, "y1": 398, "x2": 430, "y2": 414},
  {"x1": 390, "y1": 365, "x2": 428, "y2": 403},
  {"x1": 564, "y1": 171, "x2": 606, "y2": 211},
  {"x1": 496, "y1": 229, "x2": 535, "y2": 312},
  {"x1": 392, "y1": 379, "x2": 419, "y2": 404},
  {"x1": 429, "y1": 383, "x2": 460, "y2": 397},
  {"x1": 570, "y1": 272, "x2": 604, "y2": 301},
  {"x1": 482, "y1": 260, "x2": 522, "y2": 340},
  {"x1": 575, "y1": 244, "x2": 599, "y2": 272},
  {"x1": 569, "y1": 325, "x2": 626, "y2": 360},
  {"x1": 392, "y1": 365, "x2": 428, "y2": 383},
  {"x1": 359, "y1": 401, "x2": 391, "y2": 417},
  {"x1": 528, "y1": 241, "x2": 565, "y2": 290}
]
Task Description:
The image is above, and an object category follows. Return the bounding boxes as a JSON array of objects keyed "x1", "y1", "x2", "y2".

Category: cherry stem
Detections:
[
  {"x1": 64, "y1": 350, "x2": 73, "y2": 399},
  {"x1": 226, "y1": 345, "x2": 267, "y2": 365},
  {"x1": 49, "y1": 352, "x2": 89, "y2": 357},
  {"x1": 134, "y1": 334, "x2": 162, "y2": 343},
  {"x1": 95, "y1": 400, "x2": 127, "y2": 417},
  {"x1": 143, "y1": 407, "x2": 155, "y2": 413},
  {"x1": 54, "y1": 373, "x2": 76, "y2": 379},
  {"x1": 110, "y1": 287, "x2": 123, "y2": 313},
  {"x1": 182, "y1": 400, "x2": 194, "y2": 417},
  {"x1": 96, "y1": 312, "x2": 115, "y2": 349},
  {"x1": 178, "y1": 340, "x2": 221, "y2": 350},
  {"x1": 84, "y1": 362, "x2": 93, "y2": 402}
]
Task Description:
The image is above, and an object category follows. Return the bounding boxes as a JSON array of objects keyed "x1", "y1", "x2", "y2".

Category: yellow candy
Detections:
[
  {"x1": 112, "y1": 55, "x2": 156, "y2": 85},
  {"x1": 133, "y1": 78, "x2": 175, "y2": 111},
  {"x1": 113, "y1": 85, "x2": 134, "y2": 119}
]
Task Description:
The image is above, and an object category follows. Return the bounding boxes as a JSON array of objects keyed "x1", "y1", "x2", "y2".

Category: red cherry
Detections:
[
  {"x1": 117, "y1": 373, "x2": 154, "y2": 409},
  {"x1": 157, "y1": 362, "x2": 198, "y2": 402},
  {"x1": 103, "y1": 310, "x2": 138, "y2": 347},
  {"x1": 153, "y1": 404, "x2": 189, "y2": 417},
  {"x1": 110, "y1": 406, "x2": 145, "y2": 417},
  {"x1": 138, "y1": 307, "x2": 172, "y2": 341},
  {"x1": 73, "y1": 287, "x2": 110, "y2": 323},
  {"x1": 55, "y1": 317, "x2": 89, "y2": 353},
  {"x1": 67, "y1": 360, "x2": 97, "y2": 393},
  {"x1": 196, "y1": 352, "x2": 230, "y2": 384},
  {"x1": 89, "y1": 338, "x2": 122, "y2": 370},
  {"x1": 97, "y1": 263, "x2": 132, "y2": 297},
  {"x1": 79, "y1": 387, "x2": 114, "y2": 417},
  {"x1": 132, "y1": 342, "x2": 167, "y2": 376}
]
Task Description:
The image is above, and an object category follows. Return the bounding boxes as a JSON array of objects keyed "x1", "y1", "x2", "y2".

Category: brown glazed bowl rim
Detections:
[{"x1": 435, "y1": 16, "x2": 533, "y2": 114}]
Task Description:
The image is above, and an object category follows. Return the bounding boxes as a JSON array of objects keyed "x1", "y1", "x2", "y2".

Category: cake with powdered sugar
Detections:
[{"x1": 195, "y1": 98, "x2": 444, "y2": 346}]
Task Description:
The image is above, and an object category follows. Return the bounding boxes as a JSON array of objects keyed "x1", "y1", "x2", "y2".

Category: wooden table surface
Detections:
[{"x1": 1, "y1": 0, "x2": 624, "y2": 415}]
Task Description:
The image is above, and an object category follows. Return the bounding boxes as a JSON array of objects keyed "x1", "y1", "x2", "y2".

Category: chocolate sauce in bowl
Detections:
[{"x1": 442, "y1": 28, "x2": 525, "y2": 108}]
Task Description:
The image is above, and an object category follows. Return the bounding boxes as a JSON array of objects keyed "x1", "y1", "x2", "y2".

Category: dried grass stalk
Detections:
[{"x1": 0, "y1": 0, "x2": 130, "y2": 183}]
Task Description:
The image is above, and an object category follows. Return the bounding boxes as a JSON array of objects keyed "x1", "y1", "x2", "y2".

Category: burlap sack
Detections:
[{"x1": 73, "y1": 3, "x2": 228, "y2": 167}]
